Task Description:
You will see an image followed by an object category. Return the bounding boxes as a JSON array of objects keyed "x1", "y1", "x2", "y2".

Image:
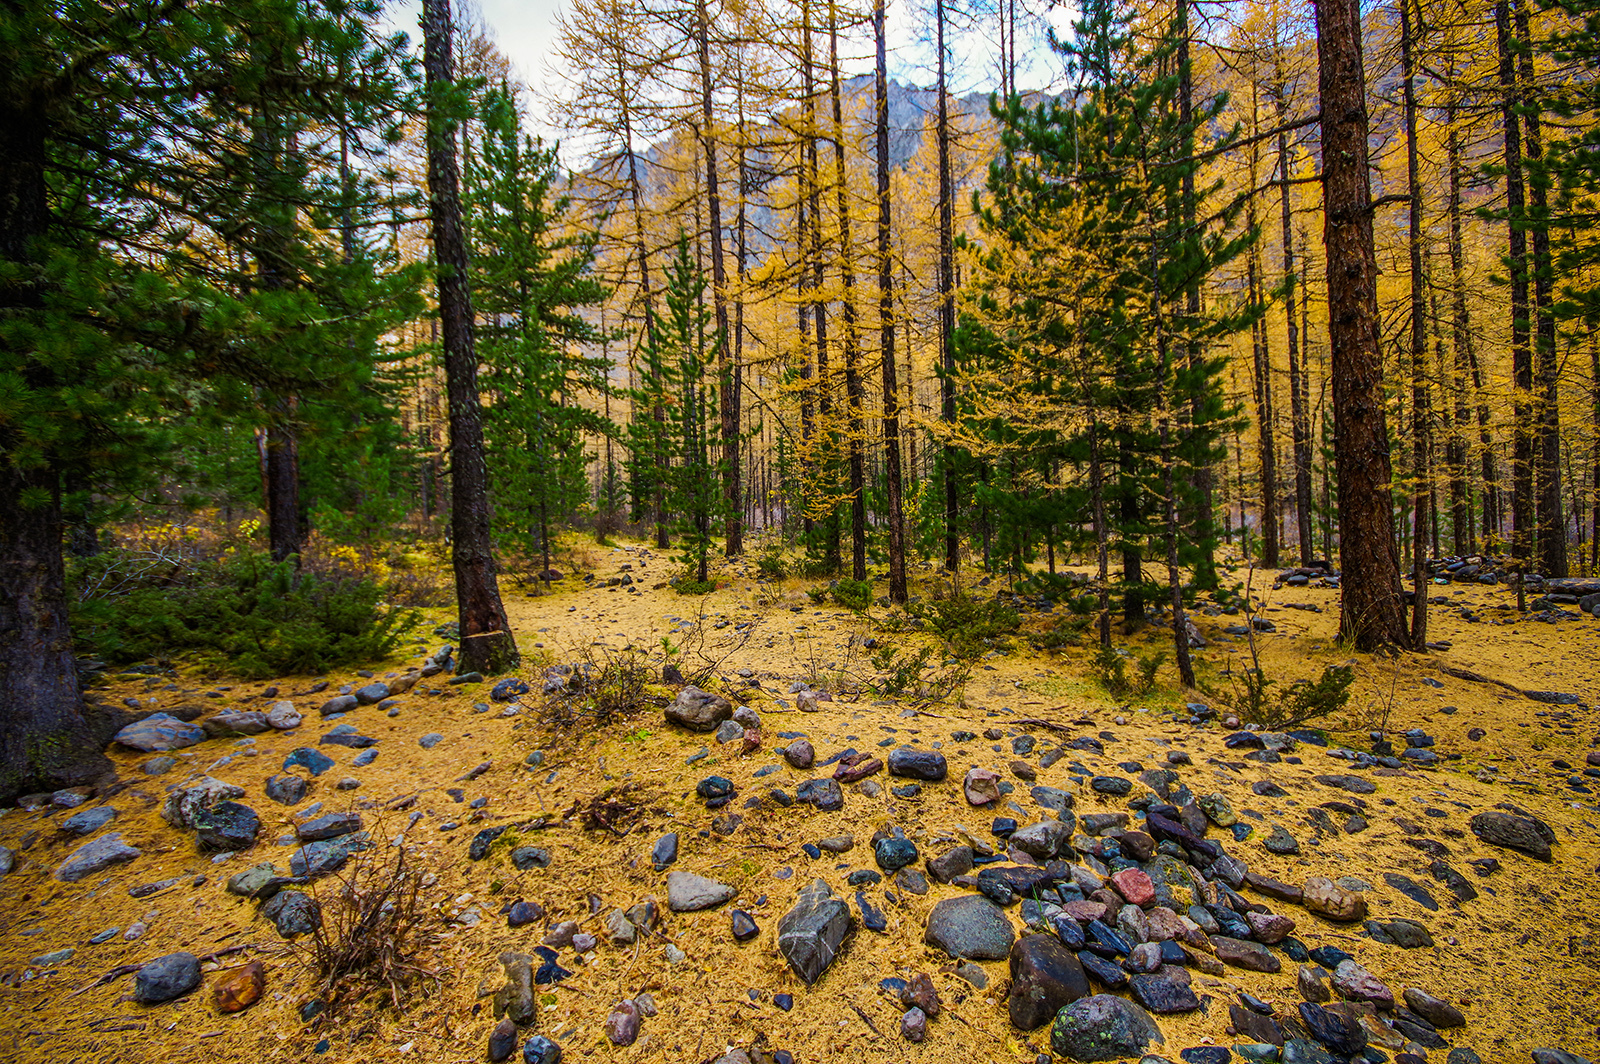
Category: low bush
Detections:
[
  {"x1": 1090, "y1": 644, "x2": 1165, "y2": 699},
  {"x1": 70, "y1": 548, "x2": 418, "y2": 678},
  {"x1": 905, "y1": 590, "x2": 1020, "y2": 660},
  {"x1": 830, "y1": 578, "x2": 874, "y2": 613}
]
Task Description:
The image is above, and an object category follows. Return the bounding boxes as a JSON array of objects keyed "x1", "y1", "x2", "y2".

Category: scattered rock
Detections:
[
  {"x1": 964, "y1": 767, "x2": 1002, "y2": 805},
  {"x1": 55, "y1": 832, "x2": 141, "y2": 882},
  {"x1": 925, "y1": 895, "x2": 1015, "y2": 960},
  {"x1": 784, "y1": 740, "x2": 815, "y2": 769},
  {"x1": 887, "y1": 748, "x2": 948, "y2": 781},
  {"x1": 665, "y1": 686, "x2": 734, "y2": 731},
  {"x1": 296, "y1": 811, "x2": 363, "y2": 842},
  {"x1": 777, "y1": 879, "x2": 852, "y2": 985},
  {"x1": 605, "y1": 999, "x2": 641, "y2": 1046},
  {"x1": 1403, "y1": 986, "x2": 1465, "y2": 1028},
  {"x1": 194, "y1": 801, "x2": 261, "y2": 851},
  {"x1": 1051, "y1": 993, "x2": 1164, "y2": 1061},
  {"x1": 61, "y1": 806, "x2": 116, "y2": 836},
  {"x1": 900, "y1": 1005, "x2": 928, "y2": 1042},
  {"x1": 262, "y1": 890, "x2": 321, "y2": 937},
  {"x1": 1301, "y1": 876, "x2": 1367, "y2": 922},
  {"x1": 1469, "y1": 810, "x2": 1554, "y2": 860},
  {"x1": 211, "y1": 959, "x2": 265, "y2": 1013},
  {"x1": 1008, "y1": 933, "x2": 1090, "y2": 1029},
  {"x1": 133, "y1": 951, "x2": 201, "y2": 1004},
  {"x1": 667, "y1": 871, "x2": 735, "y2": 911},
  {"x1": 161, "y1": 776, "x2": 245, "y2": 829},
  {"x1": 264, "y1": 775, "x2": 308, "y2": 806},
  {"x1": 114, "y1": 713, "x2": 206, "y2": 752}
]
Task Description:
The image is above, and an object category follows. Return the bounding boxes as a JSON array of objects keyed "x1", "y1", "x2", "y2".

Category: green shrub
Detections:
[
  {"x1": 674, "y1": 578, "x2": 715, "y2": 596},
  {"x1": 1090, "y1": 644, "x2": 1165, "y2": 699},
  {"x1": 71, "y1": 549, "x2": 418, "y2": 678},
  {"x1": 905, "y1": 591, "x2": 1020, "y2": 661},
  {"x1": 756, "y1": 550, "x2": 787, "y2": 581},
  {"x1": 805, "y1": 584, "x2": 830, "y2": 605},
  {"x1": 830, "y1": 578, "x2": 874, "y2": 613}
]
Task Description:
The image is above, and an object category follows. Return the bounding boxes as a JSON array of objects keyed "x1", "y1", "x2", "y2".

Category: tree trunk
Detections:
[
  {"x1": 936, "y1": 0, "x2": 959, "y2": 577},
  {"x1": 0, "y1": 103, "x2": 111, "y2": 802},
  {"x1": 1275, "y1": 76, "x2": 1314, "y2": 567},
  {"x1": 1177, "y1": 0, "x2": 1217, "y2": 587},
  {"x1": 694, "y1": 0, "x2": 740, "y2": 558},
  {"x1": 1514, "y1": 0, "x2": 1565, "y2": 576},
  {"x1": 1497, "y1": 0, "x2": 1535, "y2": 602},
  {"x1": 874, "y1": 0, "x2": 907, "y2": 603},
  {"x1": 422, "y1": 0, "x2": 518, "y2": 675},
  {"x1": 828, "y1": 1, "x2": 866, "y2": 582},
  {"x1": 1314, "y1": 0, "x2": 1411, "y2": 649},
  {"x1": 1401, "y1": 0, "x2": 1429, "y2": 646}
]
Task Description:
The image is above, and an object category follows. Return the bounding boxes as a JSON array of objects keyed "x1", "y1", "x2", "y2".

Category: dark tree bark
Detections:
[
  {"x1": 1513, "y1": 0, "x2": 1565, "y2": 576},
  {"x1": 1401, "y1": 0, "x2": 1429, "y2": 646},
  {"x1": 1445, "y1": 98, "x2": 1497, "y2": 548},
  {"x1": 828, "y1": 0, "x2": 866, "y2": 582},
  {"x1": 1314, "y1": 0, "x2": 1411, "y2": 649},
  {"x1": 1273, "y1": 67, "x2": 1314, "y2": 567},
  {"x1": 421, "y1": 0, "x2": 518, "y2": 675},
  {"x1": 874, "y1": 0, "x2": 907, "y2": 604},
  {"x1": 1177, "y1": 0, "x2": 1217, "y2": 587},
  {"x1": 694, "y1": 0, "x2": 741, "y2": 558},
  {"x1": 1497, "y1": 0, "x2": 1535, "y2": 607},
  {"x1": 0, "y1": 98, "x2": 111, "y2": 803},
  {"x1": 936, "y1": 0, "x2": 959, "y2": 576}
]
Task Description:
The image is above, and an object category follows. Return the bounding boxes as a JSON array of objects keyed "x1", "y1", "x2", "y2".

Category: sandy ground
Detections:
[{"x1": 2, "y1": 540, "x2": 1598, "y2": 1064}]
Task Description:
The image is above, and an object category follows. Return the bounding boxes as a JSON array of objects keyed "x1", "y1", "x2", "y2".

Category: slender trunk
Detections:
[
  {"x1": 1592, "y1": 336, "x2": 1600, "y2": 571},
  {"x1": 422, "y1": 0, "x2": 518, "y2": 674},
  {"x1": 874, "y1": 0, "x2": 906, "y2": 603},
  {"x1": 1401, "y1": 0, "x2": 1429, "y2": 645},
  {"x1": 1275, "y1": 74, "x2": 1314, "y2": 566},
  {"x1": 1497, "y1": 1, "x2": 1534, "y2": 605},
  {"x1": 1152, "y1": 245, "x2": 1196, "y2": 688},
  {"x1": 1177, "y1": 0, "x2": 1216, "y2": 586},
  {"x1": 1443, "y1": 94, "x2": 1472, "y2": 553},
  {"x1": 1314, "y1": 0, "x2": 1411, "y2": 649},
  {"x1": 1514, "y1": 0, "x2": 1565, "y2": 575},
  {"x1": 1091, "y1": 419, "x2": 1111, "y2": 648},
  {"x1": 936, "y1": 0, "x2": 959, "y2": 576},
  {"x1": 828, "y1": 1, "x2": 866, "y2": 581}
]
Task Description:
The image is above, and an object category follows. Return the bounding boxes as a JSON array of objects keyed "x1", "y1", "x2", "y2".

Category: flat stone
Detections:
[
  {"x1": 201, "y1": 711, "x2": 270, "y2": 738},
  {"x1": 160, "y1": 776, "x2": 245, "y2": 828},
  {"x1": 1297, "y1": 1001, "x2": 1366, "y2": 1056},
  {"x1": 667, "y1": 871, "x2": 735, "y2": 911},
  {"x1": 133, "y1": 951, "x2": 201, "y2": 1004},
  {"x1": 1331, "y1": 958, "x2": 1393, "y2": 1009},
  {"x1": 194, "y1": 801, "x2": 260, "y2": 851},
  {"x1": 1008, "y1": 933, "x2": 1090, "y2": 1029},
  {"x1": 114, "y1": 713, "x2": 206, "y2": 752},
  {"x1": 777, "y1": 879, "x2": 852, "y2": 984},
  {"x1": 264, "y1": 775, "x2": 308, "y2": 806},
  {"x1": 289, "y1": 832, "x2": 370, "y2": 877},
  {"x1": 1212, "y1": 935, "x2": 1281, "y2": 973},
  {"x1": 1130, "y1": 971, "x2": 1201, "y2": 1013},
  {"x1": 927, "y1": 845, "x2": 974, "y2": 883},
  {"x1": 61, "y1": 806, "x2": 116, "y2": 835},
  {"x1": 1469, "y1": 810, "x2": 1554, "y2": 860},
  {"x1": 1301, "y1": 876, "x2": 1366, "y2": 922},
  {"x1": 1011, "y1": 820, "x2": 1072, "y2": 860},
  {"x1": 925, "y1": 894, "x2": 1015, "y2": 960},
  {"x1": 1403, "y1": 986, "x2": 1465, "y2": 1028},
  {"x1": 55, "y1": 832, "x2": 141, "y2": 882},
  {"x1": 1314, "y1": 774, "x2": 1376, "y2": 794},
  {"x1": 283, "y1": 747, "x2": 335, "y2": 776},
  {"x1": 296, "y1": 811, "x2": 363, "y2": 842},
  {"x1": 1051, "y1": 993, "x2": 1164, "y2": 1061}
]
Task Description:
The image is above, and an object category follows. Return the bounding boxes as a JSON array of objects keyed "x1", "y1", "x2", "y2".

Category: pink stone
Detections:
[
  {"x1": 1245, "y1": 910, "x2": 1297, "y2": 944},
  {"x1": 963, "y1": 767, "x2": 1001, "y2": 806},
  {"x1": 1110, "y1": 868, "x2": 1156, "y2": 907},
  {"x1": 1061, "y1": 899, "x2": 1107, "y2": 923},
  {"x1": 1333, "y1": 959, "x2": 1394, "y2": 1009}
]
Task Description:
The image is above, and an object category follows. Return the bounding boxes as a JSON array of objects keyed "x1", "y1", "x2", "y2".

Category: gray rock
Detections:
[
  {"x1": 266, "y1": 701, "x2": 301, "y2": 729},
  {"x1": 354, "y1": 682, "x2": 390, "y2": 705},
  {"x1": 1530, "y1": 1051, "x2": 1593, "y2": 1064},
  {"x1": 1008, "y1": 933, "x2": 1090, "y2": 1030},
  {"x1": 141, "y1": 756, "x2": 177, "y2": 775},
  {"x1": 261, "y1": 890, "x2": 321, "y2": 937},
  {"x1": 605, "y1": 999, "x2": 641, "y2": 1046},
  {"x1": 714, "y1": 719, "x2": 745, "y2": 743},
  {"x1": 319, "y1": 695, "x2": 359, "y2": 716},
  {"x1": 133, "y1": 951, "x2": 201, "y2": 1004},
  {"x1": 202, "y1": 711, "x2": 270, "y2": 738},
  {"x1": 161, "y1": 776, "x2": 245, "y2": 829},
  {"x1": 419, "y1": 733, "x2": 444, "y2": 749},
  {"x1": 901, "y1": 1005, "x2": 928, "y2": 1042},
  {"x1": 887, "y1": 748, "x2": 948, "y2": 781},
  {"x1": 520, "y1": 1034, "x2": 562, "y2": 1064},
  {"x1": 296, "y1": 811, "x2": 363, "y2": 841},
  {"x1": 1011, "y1": 820, "x2": 1072, "y2": 860},
  {"x1": 61, "y1": 806, "x2": 116, "y2": 835},
  {"x1": 651, "y1": 833, "x2": 679, "y2": 871},
  {"x1": 1129, "y1": 971, "x2": 1200, "y2": 1013},
  {"x1": 283, "y1": 747, "x2": 334, "y2": 776},
  {"x1": 289, "y1": 832, "x2": 370, "y2": 877},
  {"x1": 55, "y1": 832, "x2": 141, "y2": 882},
  {"x1": 925, "y1": 894, "x2": 1015, "y2": 960},
  {"x1": 225, "y1": 862, "x2": 282, "y2": 898},
  {"x1": 264, "y1": 774, "x2": 308, "y2": 806},
  {"x1": 113, "y1": 713, "x2": 206, "y2": 752},
  {"x1": 511, "y1": 846, "x2": 552, "y2": 870},
  {"x1": 1262, "y1": 825, "x2": 1300, "y2": 855},
  {"x1": 927, "y1": 845, "x2": 975, "y2": 883},
  {"x1": 488, "y1": 1016, "x2": 518, "y2": 1062},
  {"x1": 1403, "y1": 986, "x2": 1465, "y2": 1028},
  {"x1": 665, "y1": 686, "x2": 734, "y2": 732},
  {"x1": 1469, "y1": 810, "x2": 1554, "y2": 860},
  {"x1": 194, "y1": 801, "x2": 260, "y2": 851},
  {"x1": 666, "y1": 870, "x2": 735, "y2": 911},
  {"x1": 1050, "y1": 993, "x2": 1164, "y2": 1061},
  {"x1": 777, "y1": 878, "x2": 852, "y2": 985},
  {"x1": 783, "y1": 740, "x2": 815, "y2": 769},
  {"x1": 0, "y1": 846, "x2": 13, "y2": 876}
]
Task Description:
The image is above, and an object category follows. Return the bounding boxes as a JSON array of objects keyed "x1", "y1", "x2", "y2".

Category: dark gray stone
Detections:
[
  {"x1": 1130, "y1": 971, "x2": 1200, "y2": 1013},
  {"x1": 61, "y1": 806, "x2": 116, "y2": 835},
  {"x1": 1470, "y1": 810, "x2": 1554, "y2": 860},
  {"x1": 194, "y1": 801, "x2": 260, "y2": 851},
  {"x1": 1297, "y1": 1002, "x2": 1366, "y2": 1056},
  {"x1": 651, "y1": 833, "x2": 678, "y2": 871},
  {"x1": 133, "y1": 951, "x2": 201, "y2": 1004},
  {"x1": 55, "y1": 832, "x2": 141, "y2": 882},
  {"x1": 925, "y1": 894, "x2": 1015, "y2": 960},
  {"x1": 1008, "y1": 933, "x2": 1089, "y2": 1030},
  {"x1": 289, "y1": 832, "x2": 370, "y2": 877},
  {"x1": 296, "y1": 811, "x2": 363, "y2": 842},
  {"x1": 887, "y1": 748, "x2": 948, "y2": 781},
  {"x1": 511, "y1": 846, "x2": 552, "y2": 870},
  {"x1": 1050, "y1": 993, "x2": 1164, "y2": 1061},
  {"x1": 283, "y1": 747, "x2": 334, "y2": 776},
  {"x1": 319, "y1": 695, "x2": 359, "y2": 716},
  {"x1": 262, "y1": 890, "x2": 321, "y2": 937},
  {"x1": 777, "y1": 878, "x2": 852, "y2": 985},
  {"x1": 265, "y1": 775, "x2": 308, "y2": 806},
  {"x1": 113, "y1": 713, "x2": 206, "y2": 752}
]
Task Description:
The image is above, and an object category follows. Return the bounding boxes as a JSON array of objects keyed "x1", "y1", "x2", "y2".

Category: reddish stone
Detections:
[
  {"x1": 1110, "y1": 868, "x2": 1156, "y2": 908},
  {"x1": 1060, "y1": 899, "x2": 1107, "y2": 923}
]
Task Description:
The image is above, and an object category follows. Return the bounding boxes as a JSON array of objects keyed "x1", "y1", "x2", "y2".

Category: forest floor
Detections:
[{"x1": 2, "y1": 539, "x2": 1599, "y2": 1064}]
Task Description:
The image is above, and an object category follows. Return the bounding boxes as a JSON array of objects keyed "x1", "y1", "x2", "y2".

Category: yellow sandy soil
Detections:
[{"x1": 1, "y1": 542, "x2": 1598, "y2": 1064}]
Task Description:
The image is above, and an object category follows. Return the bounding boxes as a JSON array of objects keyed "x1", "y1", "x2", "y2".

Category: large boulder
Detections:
[
  {"x1": 1008, "y1": 934, "x2": 1089, "y2": 1030},
  {"x1": 114, "y1": 713, "x2": 206, "y2": 752},
  {"x1": 665, "y1": 687, "x2": 733, "y2": 732},
  {"x1": 1050, "y1": 994, "x2": 1164, "y2": 1061},
  {"x1": 777, "y1": 879, "x2": 852, "y2": 985}
]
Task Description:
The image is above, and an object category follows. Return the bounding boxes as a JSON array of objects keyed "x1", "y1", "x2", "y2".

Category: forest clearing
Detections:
[{"x1": 5, "y1": 0, "x2": 1600, "y2": 1060}]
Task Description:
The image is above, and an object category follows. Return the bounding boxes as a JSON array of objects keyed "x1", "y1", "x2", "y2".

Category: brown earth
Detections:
[{"x1": 1, "y1": 542, "x2": 1598, "y2": 1064}]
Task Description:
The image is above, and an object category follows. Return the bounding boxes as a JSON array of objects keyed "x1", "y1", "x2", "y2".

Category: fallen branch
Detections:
[{"x1": 850, "y1": 1003, "x2": 884, "y2": 1039}]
